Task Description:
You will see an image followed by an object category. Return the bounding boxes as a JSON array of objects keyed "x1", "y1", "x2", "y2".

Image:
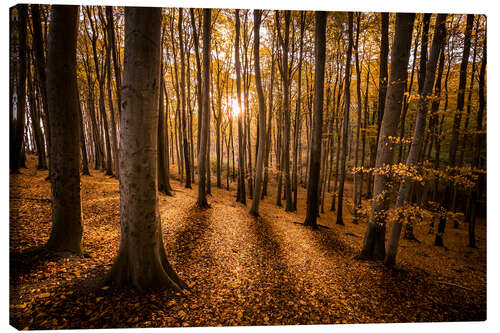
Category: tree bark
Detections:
[
  {"x1": 435, "y1": 14, "x2": 474, "y2": 247},
  {"x1": 30, "y1": 4, "x2": 49, "y2": 170},
  {"x1": 10, "y1": 4, "x2": 27, "y2": 174},
  {"x1": 235, "y1": 9, "x2": 246, "y2": 204},
  {"x1": 385, "y1": 14, "x2": 447, "y2": 266},
  {"x1": 178, "y1": 9, "x2": 192, "y2": 188},
  {"x1": 106, "y1": 7, "x2": 185, "y2": 292},
  {"x1": 196, "y1": 9, "x2": 212, "y2": 208},
  {"x1": 249, "y1": 10, "x2": 267, "y2": 216},
  {"x1": 45, "y1": 5, "x2": 83, "y2": 254},
  {"x1": 276, "y1": 10, "x2": 293, "y2": 211},
  {"x1": 336, "y1": 12, "x2": 354, "y2": 226},
  {"x1": 358, "y1": 13, "x2": 415, "y2": 261},
  {"x1": 303, "y1": 11, "x2": 327, "y2": 228},
  {"x1": 352, "y1": 12, "x2": 363, "y2": 224}
]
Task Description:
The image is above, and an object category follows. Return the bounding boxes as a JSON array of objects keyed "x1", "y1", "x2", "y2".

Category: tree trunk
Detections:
[
  {"x1": 468, "y1": 20, "x2": 486, "y2": 248},
  {"x1": 276, "y1": 10, "x2": 293, "y2": 211},
  {"x1": 303, "y1": 11, "x2": 327, "y2": 228},
  {"x1": 196, "y1": 9, "x2": 212, "y2": 208},
  {"x1": 352, "y1": 13, "x2": 363, "y2": 224},
  {"x1": 30, "y1": 4, "x2": 51, "y2": 171},
  {"x1": 435, "y1": 14, "x2": 474, "y2": 247},
  {"x1": 10, "y1": 4, "x2": 27, "y2": 174},
  {"x1": 336, "y1": 12, "x2": 354, "y2": 226},
  {"x1": 249, "y1": 10, "x2": 267, "y2": 216},
  {"x1": 359, "y1": 13, "x2": 415, "y2": 261},
  {"x1": 385, "y1": 14, "x2": 447, "y2": 266},
  {"x1": 235, "y1": 9, "x2": 246, "y2": 204},
  {"x1": 105, "y1": 29, "x2": 119, "y2": 178},
  {"x1": 292, "y1": 12, "x2": 305, "y2": 211},
  {"x1": 398, "y1": 18, "x2": 421, "y2": 163},
  {"x1": 367, "y1": 12, "x2": 389, "y2": 196},
  {"x1": 178, "y1": 9, "x2": 192, "y2": 188},
  {"x1": 106, "y1": 7, "x2": 185, "y2": 292},
  {"x1": 78, "y1": 90, "x2": 91, "y2": 176},
  {"x1": 45, "y1": 5, "x2": 83, "y2": 254}
]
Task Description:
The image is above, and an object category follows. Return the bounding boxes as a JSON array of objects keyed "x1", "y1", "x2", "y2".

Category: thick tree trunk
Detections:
[
  {"x1": 303, "y1": 12, "x2": 327, "y2": 228},
  {"x1": 249, "y1": 10, "x2": 267, "y2": 216},
  {"x1": 385, "y1": 14, "x2": 447, "y2": 266},
  {"x1": 107, "y1": 7, "x2": 185, "y2": 292},
  {"x1": 358, "y1": 13, "x2": 415, "y2": 261},
  {"x1": 45, "y1": 5, "x2": 83, "y2": 254}
]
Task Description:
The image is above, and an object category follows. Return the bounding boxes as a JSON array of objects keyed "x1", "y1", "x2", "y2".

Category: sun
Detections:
[{"x1": 231, "y1": 98, "x2": 241, "y2": 117}]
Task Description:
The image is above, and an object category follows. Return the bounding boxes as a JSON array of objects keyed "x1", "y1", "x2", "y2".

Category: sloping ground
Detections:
[{"x1": 9, "y1": 157, "x2": 486, "y2": 329}]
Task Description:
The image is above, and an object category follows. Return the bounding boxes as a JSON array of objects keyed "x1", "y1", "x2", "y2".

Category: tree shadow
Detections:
[{"x1": 238, "y1": 215, "x2": 307, "y2": 325}]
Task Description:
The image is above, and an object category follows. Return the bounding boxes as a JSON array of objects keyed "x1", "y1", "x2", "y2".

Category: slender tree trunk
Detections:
[
  {"x1": 336, "y1": 13, "x2": 354, "y2": 226},
  {"x1": 105, "y1": 31, "x2": 119, "y2": 178},
  {"x1": 196, "y1": 9, "x2": 212, "y2": 208},
  {"x1": 10, "y1": 5, "x2": 27, "y2": 174},
  {"x1": 27, "y1": 50, "x2": 48, "y2": 170},
  {"x1": 398, "y1": 18, "x2": 421, "y2": 162},
  {"x1": 249, "y1": 10, "x2": 267, "y2": 216},
  {"x1": 468, "y1": 24, "x2": 486, "y2": 248},
  {"x1": 276, "y1": 10, "x2": 293, "y2": 211},
  {"x1": 78, "y1": 90, "x2": 91, "y2": 176},
  {"x1": 304, "y1": 11, "x2": 327, "y2": 228},
  {"x1": 31, "y1": 4, "x2": 51, "y2": 172},
  {"x1": 235, "y1": 9, "x2": 246, "y2": 204},
  {"x1": 367, "y1": 12, "x2": 389, "y2": 197},
  {"x1": 436, "y1": 14, "x2": 474, "y2": 247},
  {"x1": 352, "y1": 13, "x2": 363, "y2": 224},
  {"x1": 178, "y1": 9, "x2": 192, "y2": 188},
  {"x1": 292, "y1": 12, "x2": 305, "y2": 211}
]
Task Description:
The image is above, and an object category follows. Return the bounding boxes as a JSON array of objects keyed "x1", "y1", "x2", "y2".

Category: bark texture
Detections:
[
  {"x1": 107, "y1": 7, "x2": 185, "y2": 292},
  {"x1": 45, "y1": 5, "x2": 83, "y2": 254},
  {"x1": 304, "y1": 11, "x2": 327, "y2": 228},
  {"x1": 359, "y1": 13, "x2": 415, "y2": 261}
]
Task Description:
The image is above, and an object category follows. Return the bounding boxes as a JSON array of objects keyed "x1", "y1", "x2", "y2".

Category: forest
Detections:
[{"x1": 9, "y1": 4, "x2": 487, "y2": 329}]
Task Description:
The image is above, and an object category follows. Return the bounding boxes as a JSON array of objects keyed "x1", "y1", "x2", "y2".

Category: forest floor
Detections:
[{"x1": 10, "y1": 156, "x2": 486, "y2": 329}]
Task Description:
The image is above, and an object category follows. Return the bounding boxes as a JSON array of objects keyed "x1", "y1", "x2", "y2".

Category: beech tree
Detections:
[
  {"x1": 385, "y1": 14, "x2": 447, "y2": 266},
  {"x1": 10, "y1": 4, "x2": 27, "y2": 174},
  {"x1": 249, "y1": 9, "x2": 267, "y2": 216},
  {"x1": 303, "y1": 11, "x2": 327, "y2": 228},
  {"x1": 196, "y1": 9, "x2": 212, "y2": 208},
  {"x1": 336, "y1": 12, "x2": 354, "y2": 226},
  {"x1": 359, "y1": 13, "x2": 415, "y2": 261},
  {"x1": 45, "y1": 5, "x2": 83, "y2": 254},
  {"x1": 106, "y1": 7, "x2": 185, "y2": 291}
]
